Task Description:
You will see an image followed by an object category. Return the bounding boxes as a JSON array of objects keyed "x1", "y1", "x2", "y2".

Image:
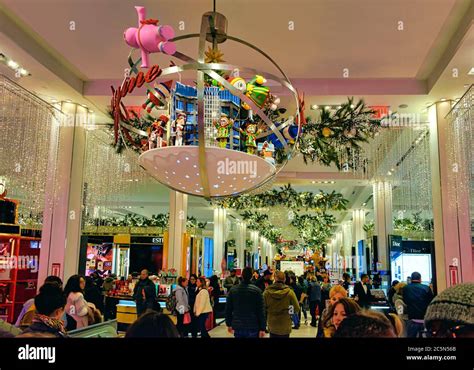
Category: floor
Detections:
[{"x1": 209, "y1": 319, "x2": 318, "y2": 338}]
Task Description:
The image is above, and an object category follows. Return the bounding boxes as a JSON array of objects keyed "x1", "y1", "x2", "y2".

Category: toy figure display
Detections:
[
  {"x1": 148, "y1": 115, "x2": 169, "y2": 150},
  {"x1": 259, "y1": 141, "x2": 275, "y2": 165},
  {"x1": 142, "y1": 80, "x2": 173, "y2": 113},
  {"x1": 213, "y1": 115, "x2": 233, "y2": 148},
  {"x1": 240, "y1": 122, "x2": 263, "y2": 155},
  {"x1": 242, "y1": 75, "x2": 270, "y2": 110},
  {"x1": 173, "y1": 112, "x2": 186, "y2": 146}
]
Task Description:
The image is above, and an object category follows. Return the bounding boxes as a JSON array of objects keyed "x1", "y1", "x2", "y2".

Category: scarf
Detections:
[{"x1": 32, "y1": 314, "x2": 67, "y2": 336}]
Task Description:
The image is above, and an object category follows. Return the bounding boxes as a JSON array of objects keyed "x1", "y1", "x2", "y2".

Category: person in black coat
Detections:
[
  {"x1": 403, "y1": 271, "x2": 434, "y2": 337},
  {"x1": 387, "y1": 280, "x2": 399, "y2": 309},
  {"x1": 188, "y1": 274, "x2": 198, "y2": 338},
  {"x1": 133, "y1": 269, "x2": 157, "y2": 316},
  {"x1": 255, "y1": 269, "x2": 273, "y2": 292},
  {"x1": 84, "y1": 276, "x2": 104, "y2": 314},
  {"x1": 354, "y1": 274, "x2": 372, "y2": 308},
  {"x1": 225, "y1": 267, "x2": 266, "y2": 338}
]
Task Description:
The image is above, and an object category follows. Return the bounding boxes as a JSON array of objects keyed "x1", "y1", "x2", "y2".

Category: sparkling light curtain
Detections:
[
  {"x1": 82, "y1": 128, "x2": 149, "y2": 223},
  {"x1": 0, "y1": 75, "x2": 62, "y2": 226},
  {"x1": 446, "y1": 86, "x2": 473, "y2": 233}
]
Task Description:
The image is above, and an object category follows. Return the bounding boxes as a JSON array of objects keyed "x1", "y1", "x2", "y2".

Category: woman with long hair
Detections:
[
  {"x1": 193, "y1": 276, "x2": 213, "y2": 338},
  {"x1": 64, "y1": 275, "x2": 92, "y2": 330}
]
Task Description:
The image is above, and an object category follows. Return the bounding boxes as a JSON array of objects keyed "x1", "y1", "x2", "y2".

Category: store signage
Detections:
[
  {"x1": 51, "y1": 263, "x2": 61, "y2": 277},
  {"x1": 152, "y1": 237, "x2": 163, "y2": 244},
  {"x1": 110, "y1": 64, "x2": 163, "y2": 134},
  {"x1": 449, "y1": 265, "x2": 458, "y2": 286}
]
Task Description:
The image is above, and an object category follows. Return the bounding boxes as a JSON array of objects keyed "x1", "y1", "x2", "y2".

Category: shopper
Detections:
[
  {"x1": 132, "y1": 269, "x2": 157, "y2": 317},
  {"x1": 174, "y1": 276, "x2": 190, "y2": 337},
  {"x1": 342, "y1": 272, "x2": 351, "y2": 292},
  {"x1": 194, "y1": 276, "x2": 213, "y2": 338},
  {"x1": 208, "y1": 275, "x2": 223, "y2": 328},
  {"x1": 318, "y1": 285, "x2": 348, "y2": 337},
  {"x1": 84, "y1": 276, "x2": 104, "y2": 314},
  {"x1": 423, "y1": 283, "x2": 473, "y2": 338},
  {"x1": 225, "y1": 267, "x2": 266, "y2": 338},
  {"x1": 64, "y1": 274, "x2": 92, "y2": 330},
  {"x1": 125, "y1": 311, "x2": 179, "y2": 338},
  {"x1": 334, "y1": 310, "x2": 397, "y2": 338},
  {"x1": 288, "y1": 273, "x2": 303, "y2": 329},
  {"x1": 223, "y1": 269, "x2": 240, "y2": 292},
  {"x1": 250, "y1": 270, "x2": 259, "y2": 285},
  {"x1": 15, "y1": 275, "x2": 63, "y2": 329},
  {"x1": 256, "y1": 269, "x2": 273, "y2": 292},
  {"x1": 298, "y1": 275, "x2": 309, "y2": 325},
  {"x1": 325, "y1": 297, "x2": 361, "y2": 337},
  {"x1": 403, "y1": 271, "x2": 434, "y2": 337},
  {"x1": 387, "y1": 280, "x2": 399, "y2": 310},
  {"x1": 387, "y1": 312, "x2": 405, "y2": 337},
  {"x1": 188, "y1": 274, "x2": 198, "y2": 338},
  {"x1": 320, "y1": 274, "x2": 331, "y2": 318},
  {"x1": 307, "y1": 274, "x2": 321, "y2": 327},
  {"x1": 18, "y1": 283, "x2": 67, "y2": 338},
  {"x1": 263, "y1": 271, "x2": 300, "y2": 338},
  {"x1": 354, "y1": 274, "x2": 372, "y2": 308}
]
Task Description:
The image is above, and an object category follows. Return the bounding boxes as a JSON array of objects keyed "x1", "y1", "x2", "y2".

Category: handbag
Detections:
[{"x1": 183, "y1": 312, "x2": 191, "y2": 325}]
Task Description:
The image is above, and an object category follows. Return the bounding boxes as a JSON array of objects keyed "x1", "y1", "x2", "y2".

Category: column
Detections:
[
  {"x1": 213, "y1": 207, "x2": 226, "y2": 276},
  {"x1": 168, "y1": 191, "x2": 188, "y2": 275},
  {"x1": 250, "y1": 230, "x2": 259, "y2": 269},
  {"x1": 352, "y1": 208, "x2": 367, "y2": 277},
  {"x1": 372, "y1": 182, "x2": 392, "y2": 271},
  {"x1": 342, "y1": 221, "x2": 353, "y2": 273},
  {"x1": 429, "y1": 102, "x2": 473, "y2": 290},
  {"x1": 39, "y1": 103, "x2": 89, "y2": 284},
  {"x1": 235, "y1": 221, "x2": 246, "y2": 269}
]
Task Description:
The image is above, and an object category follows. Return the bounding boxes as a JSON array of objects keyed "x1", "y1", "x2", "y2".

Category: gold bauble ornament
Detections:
[{"x1": 322, "y1": 127, "x2": 332, "y2": 137}]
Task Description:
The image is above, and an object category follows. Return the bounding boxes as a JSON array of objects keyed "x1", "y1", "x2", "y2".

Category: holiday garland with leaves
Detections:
[{"x1": 84, "y1": 213, "x2": 206, "y2": 229}]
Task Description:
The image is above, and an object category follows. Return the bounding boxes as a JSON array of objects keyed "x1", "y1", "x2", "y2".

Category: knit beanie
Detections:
[{"x1": 424, "y1": 283, "x2": 474, "y2": 326}]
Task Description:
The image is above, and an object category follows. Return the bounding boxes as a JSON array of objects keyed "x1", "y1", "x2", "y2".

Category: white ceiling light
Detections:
[
  {"x1": 310, "y1": 104, "x2": 318, "y2": 110},
  {"x1": 7, "y1": 60, "x2": 19, "y2": 69}
]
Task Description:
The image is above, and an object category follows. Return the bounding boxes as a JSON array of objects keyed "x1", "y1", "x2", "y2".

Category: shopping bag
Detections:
[
  {"x1": 183, "y1": 312, "x2": 191, "y2": 325},
  {"x1": 205, "y1": 311, "x2": 214, "y2": 331}
]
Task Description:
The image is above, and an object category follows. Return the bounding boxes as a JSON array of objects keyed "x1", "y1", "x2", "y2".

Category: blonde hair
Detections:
[
  {"x1": 394, "y1": 282, "x2": 407, "y2": 294},
  {"x1": 329, "y1": 285, "x2": 348, "y2": 298},
  {"x1": 387, "y1": 313, "x2": 404, "y2": 337}
]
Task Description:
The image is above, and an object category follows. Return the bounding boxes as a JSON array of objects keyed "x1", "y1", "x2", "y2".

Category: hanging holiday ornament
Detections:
[
  {"x1": 114, "y1": 6, "x2": 302, "y2": 199},
  {"x1": 322, "y1": 127, "x2": 332, "y2": 137}
]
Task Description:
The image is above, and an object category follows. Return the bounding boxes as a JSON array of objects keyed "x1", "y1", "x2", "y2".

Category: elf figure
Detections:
[
  {"x1": 242, "y1": 75, "x2": 270, "y2": 111},
  {"x1": 148, "y1": 115, "x2": 169, "y2": 150},
  {"x1": 142, "y1": 80, "x2": 173, "y2": 113},
  {"x1": 239, "y1": 122, "x2": 263, "y2": 155},
  {"x1": 173, "y1": 112, "x2": 186, "y2": 146},
  {"x1": 213, "y1": 115, "x2": 233, "y2": 148},
  {"x1": 259, "y1": 141, "x2": 275, "y2": 165}
]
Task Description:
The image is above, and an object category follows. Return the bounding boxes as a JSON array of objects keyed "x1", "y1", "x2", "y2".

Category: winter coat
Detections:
[
  {"x1": 263, "y1": 282, "x2": 300, "y2": 335},
  {"x1": 174, "y1": 285, "x2": 190, "y2": 313},
  {"x1": 66, "y1": 292, "x2": 89, "y2": 329},
  {"x1": 194, "y1": 288, "x2": 213, "y2": 317},
  {"x1": 133, "y1": 278, "x2": 157, "y2": 309},
  {"x1": 307, "y1": 281, "x2": 322, "y2": 302},
  {"x1": 188, "y1": 283, "x2": 197, "y2": 307},
  {"x1": 403, "y1": 283, "x2": 434, "y2": 320},
  {"x1": 223, "y1": 275, "x2": 240, "y2": 291},
  {"x1": 255, "y1": 276, "x2": 273, "y2": 292},
  {"x1": 225, "y1": 282, "x2": 265, "y2": 331}
]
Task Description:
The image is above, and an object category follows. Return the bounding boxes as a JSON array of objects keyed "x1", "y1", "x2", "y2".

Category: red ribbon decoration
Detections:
[{"x1": 140, "y1": 18, "x2": 159, "y2": 25}]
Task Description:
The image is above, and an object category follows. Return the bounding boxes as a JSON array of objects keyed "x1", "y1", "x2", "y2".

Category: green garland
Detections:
[
  {"x1": 394, "y1": 212, "x2": 433, "y2": 231},
  {"x1": 214, "y1": 184, "x2": 348, "y2": 211},
  {"x1": 298, "y1": 98, "x2": 382, "y2": 169},
  {"x1": 84, "y1": 213, "x2": 206, "y2": 229}
]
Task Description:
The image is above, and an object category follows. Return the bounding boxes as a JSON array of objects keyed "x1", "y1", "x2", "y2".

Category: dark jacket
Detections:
[
  {"x1": 223, "y1": 275, "x2": 240, "y2": 291},
  {"x1": 84, "y1": 284, "x2": 104, "y2": 313},
  {"x1": 255, "y1": 276, "x2": 272, "y2": 292},
  {"x1": 263, "y1": 282, "x2": 300, "y2": 335},
  {"x1": 403, "y1": 283, "x2": 434, "y2": 320},
  {"x1": 354, "y1": 281, "x2": 372, "y2": 308},
  {"x1": 225, "y1": 282, "x2": 266, "y2": 331},
  {"x1": 188, "y1": 283, "x2": 197, "y2": 307},
  {"x1": 290, "y1": 283, "x2": 303, "y2": 302},
  {"x1": 307, "y1": 281, "x2": 321, "y2": 302},
  {"x1": 133, "y1": 278, "x2": 156, "y2": 308}
]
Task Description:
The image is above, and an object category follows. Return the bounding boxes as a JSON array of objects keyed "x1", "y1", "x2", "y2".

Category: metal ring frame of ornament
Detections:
[{"x1": 122, "y1": 20, "x2": 301, "y2": 199}]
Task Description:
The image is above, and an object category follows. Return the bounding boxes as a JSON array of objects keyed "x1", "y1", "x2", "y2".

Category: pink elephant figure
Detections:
[{"x1": 124, "y1": 6, "x2": 176, "y2": 68}]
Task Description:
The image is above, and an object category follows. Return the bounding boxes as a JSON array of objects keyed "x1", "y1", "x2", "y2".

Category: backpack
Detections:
[{"x1": 166, "y1": 290, "x2": 177, "y2": 313}]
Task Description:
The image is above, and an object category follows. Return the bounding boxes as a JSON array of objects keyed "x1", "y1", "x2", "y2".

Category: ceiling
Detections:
[{"x1": 0, "y1": 0, "x2": 473, "y2": 233}]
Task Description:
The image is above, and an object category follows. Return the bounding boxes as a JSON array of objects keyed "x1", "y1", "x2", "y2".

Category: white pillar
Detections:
[
  {"x1": 372, "y1": 182, "x2": 392, "y2": 271},
  {"x1": 168, "y1": 191, "x2": 188, "y2": 275},
  {"x1": 213, "y1": 207, "x2": 226, "y2": 276},
  {"x1": 352, "y1": 208, "x2": 367, "y2": 277},
  {"x1": 429, "y1": 102, "x2": 473, "y2": 290},
  {"x1": 235, "y1": 221, "x2": 246, "y2": 269},
  {"x1": 39, "y1": 103, "x2": 89, "y2": 284},
  {"x1": 342, "y1": 221, "x2": 353, "y2": 273},
  {"x1": 250, "y1": 230, "x2": 259, "y2": 268}
]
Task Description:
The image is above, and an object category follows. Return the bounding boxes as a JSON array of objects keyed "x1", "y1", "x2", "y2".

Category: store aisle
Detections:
[{"x1": 209, "y1": 323, "x2": 318, "y2": 338}]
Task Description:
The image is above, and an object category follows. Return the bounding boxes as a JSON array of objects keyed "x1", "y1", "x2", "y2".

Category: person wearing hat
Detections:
[
  {"x1": 255, "y1": 269, "x2": 273, "y2": 292},
  {"x1": 172, "y1": 112, "x2": 186, "y2": 146},
  {"x1": 423, "y1": 283, "x2": 473, "y2": 338},
  {"x1": 403, "y1": 271, "x2": 434, "y2": 337},
  {"x1": 148, "y1": 115, "x2": 169, "y2": 150}
]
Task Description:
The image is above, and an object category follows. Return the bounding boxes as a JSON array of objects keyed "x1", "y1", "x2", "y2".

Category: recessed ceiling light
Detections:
[
  {"x1": 468, "y1": 67, "x2": 474, "y2": 75},
  {"x1": 311, "y1": 180, "x2": 315, "y2": 184},
  {"x1": 7, "y1": 60, "x2": 19, "y2": 69},
  {"x1": 398, "y1": 104, "x2": 408, "y2": 109},
  {"x1": 440, "y1": 98, "x2": 446, "y2": 102},
  {"x1": 19, "y1": 68, "x2": 29, "y2": 76}
]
